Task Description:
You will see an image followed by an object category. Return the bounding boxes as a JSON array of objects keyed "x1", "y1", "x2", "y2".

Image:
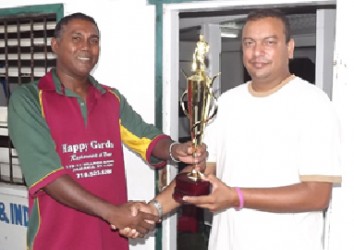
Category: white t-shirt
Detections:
[{"x1": 204, "y1": 76, "x2": 341, "y2": 250}]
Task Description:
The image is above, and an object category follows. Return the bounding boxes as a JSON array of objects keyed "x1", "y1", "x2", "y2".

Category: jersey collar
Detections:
[{"x1": 38, "y1": 68, "x2": 107, "y2": 96}]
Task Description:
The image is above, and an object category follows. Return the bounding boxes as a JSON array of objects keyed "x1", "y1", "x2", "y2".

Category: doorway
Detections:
[{"x1": 161, "y1": 2, "x2": 336, "y2": 250}]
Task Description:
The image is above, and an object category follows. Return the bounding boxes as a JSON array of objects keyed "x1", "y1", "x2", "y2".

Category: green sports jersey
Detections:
[{"x1": 8, "y1": 69, "x2": 169, "y2": 250}]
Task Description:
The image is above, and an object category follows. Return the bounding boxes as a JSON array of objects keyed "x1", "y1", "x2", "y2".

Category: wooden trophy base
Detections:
[{"x1": 173, "y1": 172, "x2": 210, "y2": 203}]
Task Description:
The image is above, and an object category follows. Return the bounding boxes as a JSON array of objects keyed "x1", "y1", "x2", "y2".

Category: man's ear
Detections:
[
  {"x1": 287, "y1": 38, "x2": 295, "y2": 59},
  {"x1": 51, "y1": 37, "x2": 58, "y2": 54}
]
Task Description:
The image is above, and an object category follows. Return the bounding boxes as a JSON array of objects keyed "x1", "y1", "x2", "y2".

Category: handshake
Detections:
[
  {"x1": 108, "y1": 200, "x2": 163, "y2": 239},
  {"x1": 106, "y1": 142, "x2": 208, "y2": 239}
]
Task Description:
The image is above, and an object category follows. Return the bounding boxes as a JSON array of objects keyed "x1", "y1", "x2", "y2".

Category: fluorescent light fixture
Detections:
[{"x1": 221, "y1": 32, "x2": 238, "y2": 38}]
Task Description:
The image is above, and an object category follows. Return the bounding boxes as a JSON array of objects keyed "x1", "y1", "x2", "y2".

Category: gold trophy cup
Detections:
[{"x1": 173, "y1": 35, "x2": 219, "y2": 202}]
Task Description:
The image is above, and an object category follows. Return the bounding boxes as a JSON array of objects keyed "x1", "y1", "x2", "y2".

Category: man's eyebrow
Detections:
[
  {"x1": 89, "y1": 34, "x2": 100, "y2": 39},
  {"x1": 264, "y1": 35, "x2": 278, "y2": 39},
  {"x1": 242, "y1": 37, "x2": 254, "y2": 41},
  {"x1": 242, "y1": 35, "x2": 278, "y2": 41},
  {"x1": 70, "y1": 31, "x2": 99, "y2": 37},
  {"x1": 70, "y1": 31, "x2": 83, "y2": 36}
]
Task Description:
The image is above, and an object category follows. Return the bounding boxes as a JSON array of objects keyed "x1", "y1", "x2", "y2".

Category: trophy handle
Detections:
[
  {"x1": 181, "y1": 68, "x2": 188, "y2": 79},
  {"x1": 204, "y1": 73, "x2": 220, "y2": 122},
  {"x1": 180, "y1": 90, "x2": 189, "y2": 117},
  {"x1": 207, "y1": 90, "x2": 218, "y2": 122},
  {"x1": 209, "y1": 72, "x2": 221, "y2": 87},
  {"x1": 180, "y1": 68, "x2": 191, "y2": 118}
]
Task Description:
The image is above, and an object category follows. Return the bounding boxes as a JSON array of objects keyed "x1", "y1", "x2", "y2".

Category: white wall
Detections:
[
  {"x1": 327, "y1": 0, "x2": 354, "y2": 249},
  {"x1": 0, "y1": 1, "x2": 157, "y2": 249}
]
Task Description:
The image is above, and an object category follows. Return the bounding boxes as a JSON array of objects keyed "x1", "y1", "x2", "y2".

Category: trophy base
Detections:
[{"x1": 173, "y1": 172, "x2": 210, "y2": 203}]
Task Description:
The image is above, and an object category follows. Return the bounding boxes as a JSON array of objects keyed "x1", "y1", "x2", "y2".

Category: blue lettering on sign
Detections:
[
  {"x1": 0, "y1": 201, "x2": 28, "y2": 227},
  {"x1": 0, "y1": 202, "x2": 9, "y2": 223}
]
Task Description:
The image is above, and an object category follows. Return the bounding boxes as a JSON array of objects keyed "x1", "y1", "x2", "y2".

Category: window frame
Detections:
[{"x1": 0, "y1": 3, "x2": 63, "y2": 185}]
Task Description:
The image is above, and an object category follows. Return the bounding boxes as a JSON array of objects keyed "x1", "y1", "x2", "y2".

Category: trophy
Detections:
[{"x1": 173, "y1": 35, "x2": 219, "y2": 203}]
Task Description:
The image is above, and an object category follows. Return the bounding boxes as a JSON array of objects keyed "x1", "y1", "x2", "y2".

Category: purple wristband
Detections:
[{"x1": 235, "y1": 187, "x2": 244, "y2": 210}]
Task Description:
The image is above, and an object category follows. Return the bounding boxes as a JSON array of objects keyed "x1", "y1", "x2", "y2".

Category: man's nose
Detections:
[{"x1": 253, "y1": 42, "x2": 265, "y2": 56}]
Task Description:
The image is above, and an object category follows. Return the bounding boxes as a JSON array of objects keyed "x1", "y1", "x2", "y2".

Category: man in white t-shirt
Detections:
[
  {"x1": 120, "y1": 8, "x2": 341, "y2": 250},
  {"x1": 180, "y1": 8, "x2": 342, "y2": 250}
]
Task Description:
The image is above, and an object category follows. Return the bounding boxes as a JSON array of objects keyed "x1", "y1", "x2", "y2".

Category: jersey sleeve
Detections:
[
  {"x1": 111, "y1": 89, "x2": 170, "y2": 168},
  {"x1": 8, "y1": 84, "x2": 66, "y2": 196}
]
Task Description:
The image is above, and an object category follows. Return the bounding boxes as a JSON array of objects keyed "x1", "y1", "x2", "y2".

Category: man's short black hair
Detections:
[
  {"x1": 244, "y1": 8, "x2": 292, "y2": 42},
  {"x1": 54, "y1": 12, "x2": 99, "y2": 39}
]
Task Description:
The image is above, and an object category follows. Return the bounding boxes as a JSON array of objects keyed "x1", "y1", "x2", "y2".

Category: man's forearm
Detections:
[
  {"x1": 151, "y1": 179, "x2": 181, "y2": 217},
  {"x1": 150, "y1": 165, "x2": 197, "y2": 217},
  {"x1": 43, "y1": 174, "x2": 114, "y2": 222}
]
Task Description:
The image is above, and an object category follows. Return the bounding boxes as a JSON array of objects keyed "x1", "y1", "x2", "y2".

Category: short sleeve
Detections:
[
  {"x1": 111, "y1": 88, "x2": 169, "y2": 167},
  {"x1": 298, "y1": 94, "x2": 341, "y2": 183},
  {"x1": 8, "y1": 84, "x2": 65, "y2": 196}
]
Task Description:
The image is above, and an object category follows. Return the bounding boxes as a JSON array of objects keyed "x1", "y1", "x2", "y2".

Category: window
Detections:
[{"x1": 0, "y1": 4, "x2": 63, "y2": 185}]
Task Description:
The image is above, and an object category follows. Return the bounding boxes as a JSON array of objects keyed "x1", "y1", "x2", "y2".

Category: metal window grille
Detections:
[{"x1": 0, "y1": 13, "x2": 57, "y2": 185}]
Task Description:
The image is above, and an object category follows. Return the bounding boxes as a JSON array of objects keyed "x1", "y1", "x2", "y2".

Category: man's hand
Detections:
[
  {"x1": 172, "y1": 142, "x2": 207, "y2": 171},
  {"x1": 182, "y1": 174, "x2": 237, "y2": 212},
  {"x1": 109, "y1": 201, "x2": 158, "y2": 238},
  {"x1": 119, "y1": 203, "x2": 158, "y2": 239}
]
